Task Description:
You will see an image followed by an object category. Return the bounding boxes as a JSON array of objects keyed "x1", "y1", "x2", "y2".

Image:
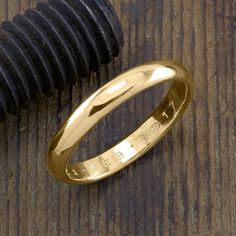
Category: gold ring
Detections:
[{"x1": 48, "y1": 61, "x2": 193, "y2": 185}]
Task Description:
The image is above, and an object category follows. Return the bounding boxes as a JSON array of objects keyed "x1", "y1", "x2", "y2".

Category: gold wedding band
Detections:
[{"x1": 48, "y1": 61, "x2": 193, "y2": 185}]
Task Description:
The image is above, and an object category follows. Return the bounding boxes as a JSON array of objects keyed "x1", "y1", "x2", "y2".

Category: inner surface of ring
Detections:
[{"x1": 66, "y1": 81, "x2": 188, "y2": 182}]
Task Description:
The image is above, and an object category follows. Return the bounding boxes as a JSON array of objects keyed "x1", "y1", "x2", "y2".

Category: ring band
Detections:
[{"x1": 48, "y1": 61, "x2": 193, "y2": 185}]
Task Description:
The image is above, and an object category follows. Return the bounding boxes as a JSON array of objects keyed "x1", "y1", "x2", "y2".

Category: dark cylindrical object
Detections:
[{"x1": 0, "y1": 0, "x2": 123, "y2": 121}]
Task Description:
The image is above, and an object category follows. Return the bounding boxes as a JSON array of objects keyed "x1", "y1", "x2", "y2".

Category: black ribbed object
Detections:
[{"x1": 0, "y1": 0, "x2": 123, "y2": 121}]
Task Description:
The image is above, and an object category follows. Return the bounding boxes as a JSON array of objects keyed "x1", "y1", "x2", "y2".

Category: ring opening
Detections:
[{"x1": 66, "y1": 81, "x2": 188, "y2": 182}]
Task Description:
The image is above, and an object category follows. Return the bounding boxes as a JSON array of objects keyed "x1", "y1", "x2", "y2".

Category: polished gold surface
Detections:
[{"x1": 47, "y1": 61, "x2": 194, "y2": 185}]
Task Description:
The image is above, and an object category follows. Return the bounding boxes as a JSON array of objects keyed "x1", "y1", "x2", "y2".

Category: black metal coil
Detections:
[{"x1": 0, "y1": 0, "x2": 124, "y2": 121}]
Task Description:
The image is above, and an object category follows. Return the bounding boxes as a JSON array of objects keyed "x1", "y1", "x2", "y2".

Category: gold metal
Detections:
[{"x1": 47, "y1": 60, "x2": 194, "y2": 185}]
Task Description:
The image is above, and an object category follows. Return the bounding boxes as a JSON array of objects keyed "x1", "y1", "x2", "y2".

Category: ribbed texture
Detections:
[{"x1": 0, "y1": 0, "x2": 123, "y2": 121}]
